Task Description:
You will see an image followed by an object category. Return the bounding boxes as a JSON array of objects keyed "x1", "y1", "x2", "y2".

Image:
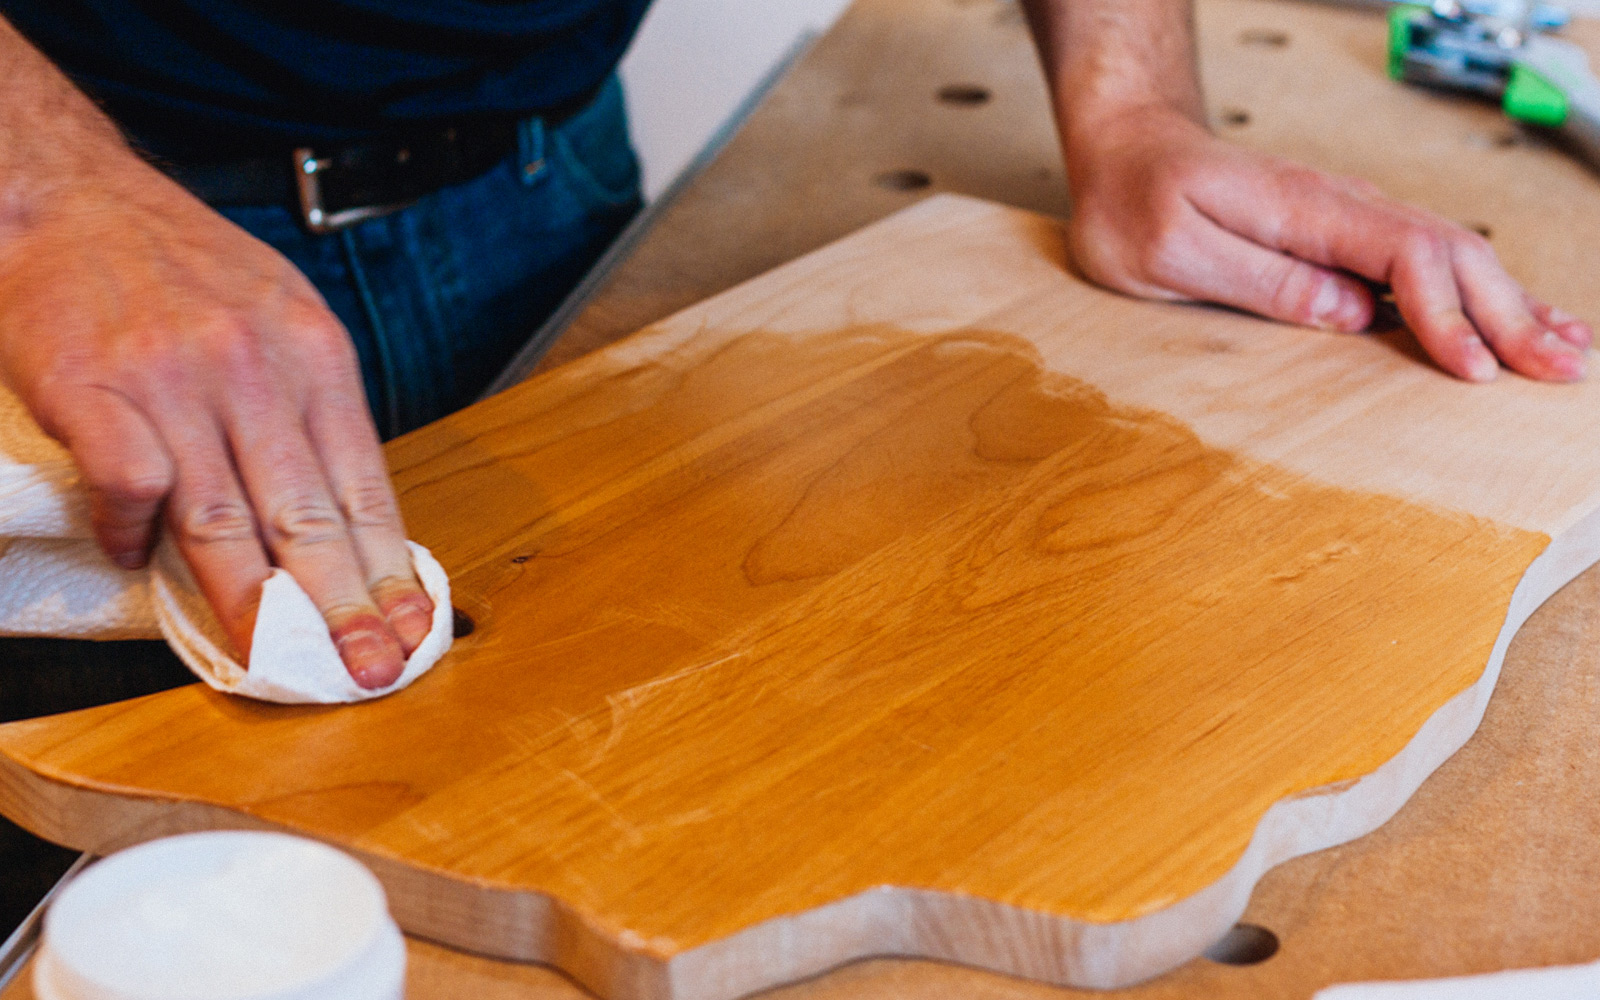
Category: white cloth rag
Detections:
[{"x1": 0, "y1": 385, "x2": 452, "y2": 704}]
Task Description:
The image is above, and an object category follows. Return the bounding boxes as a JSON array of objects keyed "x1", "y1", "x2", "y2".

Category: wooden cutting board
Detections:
[{"x1": 3, "y1": 194, "x2": 1600, "y2": 1000}]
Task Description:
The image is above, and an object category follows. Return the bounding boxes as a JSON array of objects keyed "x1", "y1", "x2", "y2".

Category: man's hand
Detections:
[
  {"x1": 1066, "y1": 103, "x2": 1589, "y2": 381},
  {"x1": 0, "y1": 18, "x2": 432, "y2": 687},
  {"x1": 1022, "y1": 0, "x2": 1592, "y2": 382}
]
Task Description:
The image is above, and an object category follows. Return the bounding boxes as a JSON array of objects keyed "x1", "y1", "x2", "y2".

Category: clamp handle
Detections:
[{"x1": 1508, "y1": 36, "x2": 1600, "y2": 169}]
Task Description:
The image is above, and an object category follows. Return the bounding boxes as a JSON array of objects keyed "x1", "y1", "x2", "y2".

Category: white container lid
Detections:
[{"x1": 34, "y1": 831, "x2": 405, "y2": 1000}]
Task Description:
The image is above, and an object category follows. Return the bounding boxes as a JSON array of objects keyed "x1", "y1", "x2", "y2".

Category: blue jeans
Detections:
[{"x1": 220, "y1": 75, "x2": 643, "y2": 439}]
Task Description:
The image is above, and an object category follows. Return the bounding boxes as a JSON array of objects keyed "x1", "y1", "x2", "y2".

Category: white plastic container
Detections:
[{"x1": 33, "y1": 831, "x2": 405, "y2": 1000}]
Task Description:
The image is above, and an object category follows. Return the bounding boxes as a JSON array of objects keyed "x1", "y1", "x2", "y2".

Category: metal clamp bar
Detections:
[{"x1": 0, "y1": 854, "x2": 94, "y2": 993}]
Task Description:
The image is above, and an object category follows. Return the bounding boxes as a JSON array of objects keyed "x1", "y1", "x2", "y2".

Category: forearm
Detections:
[
  {"x1": 1020, "y1": 0, "x2": 1204, "y2": 155},
  {"x1": 0, "y1": 17, "x2": 142, "y2": 222}
]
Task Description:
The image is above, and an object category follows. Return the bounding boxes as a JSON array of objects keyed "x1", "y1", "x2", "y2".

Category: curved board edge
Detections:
[{"x1": 2, "y1": 504, "x2": 1594, "y2": 1000}]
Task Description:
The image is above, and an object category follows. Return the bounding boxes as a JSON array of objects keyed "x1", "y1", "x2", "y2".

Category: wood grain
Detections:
[{"x1": 3, "y1": 192, "x2": 1600, "y2": 999}]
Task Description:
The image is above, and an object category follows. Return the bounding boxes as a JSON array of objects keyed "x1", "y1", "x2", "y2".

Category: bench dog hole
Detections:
[
  {"x1": 1204, "y1": 923, "x2": 1279, "y2": 965},
  {"x1": 874, "y1": 169, "x2": 933, "y2": 191},
  {"x1": 938, "y1": 83, "x2": 991, "y2": 106},
  {"x1": 1239, "y1": 28, "x2": 1289, "y2": 47},
  {"x1": 452, "y1": 608, "x2": 476, "y2": 638}
]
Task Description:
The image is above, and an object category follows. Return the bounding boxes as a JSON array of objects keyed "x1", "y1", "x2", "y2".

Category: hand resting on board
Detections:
[{"x1": 1023, "y1": 0, "x2": 1592, "y2": 383}]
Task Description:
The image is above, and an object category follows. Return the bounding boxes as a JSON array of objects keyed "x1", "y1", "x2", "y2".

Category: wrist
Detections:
[
  {"x1": 0, "y1": 139, "x2": 164, "y2": 244},
  {"x1": 1060, "y1": 99, "x2": 1207, "y2": 175}
]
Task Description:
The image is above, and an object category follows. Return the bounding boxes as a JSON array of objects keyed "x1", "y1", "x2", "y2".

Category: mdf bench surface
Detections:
[
  {"x1": 4, "y1": 191, "x2": 1600, "y2": 1000},
  {"x1": 9, "y1": 0, "x2": 1600, "y2": 994}
]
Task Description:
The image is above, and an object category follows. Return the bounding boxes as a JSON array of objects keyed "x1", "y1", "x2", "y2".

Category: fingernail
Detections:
[
  {"x1": 1547, "y1": 306, "x2": 1580, "y2": 325},
  {"x1": 1554, "y1": 319, "x2": 1593, "y2": 348},
  {"x1": 1311, "y1": 282, "x2": 1364, "y2": 333},
  {"x1": 113, "y1": 551, "x2": 145, "y2": 571},
  {"x1": 335, "y1": 623, "x2": 406, "y2": 690},
  {"x1": 386, "y1": 599, "x2": 433, "y2": 657},
  {"x1": 1465, "y1": 339, "x2": 1500, "y2": 381},
  {"x1": 1310, "y1": 281, "x2": 1342, "y2": 330},
  {"x1": 1542, "y1": 329, "x2": 1588, "y2": 380}
]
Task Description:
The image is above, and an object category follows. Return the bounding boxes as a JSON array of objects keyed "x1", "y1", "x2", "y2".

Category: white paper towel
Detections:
[
  {"x1": 0, "y1": 383, "x2": 453, "y2": 704},
  {"x1": 0, "y1": 538, "x2": 158, "y2": 639},
  {"x1": 152, "y1": 538, "x2": 452, "y2": 704}
]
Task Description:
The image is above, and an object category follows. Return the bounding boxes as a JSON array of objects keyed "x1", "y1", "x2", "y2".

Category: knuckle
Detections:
[
  {"x1": 340, "y1": 476, "x2": 400, "y2": 529},
  {"x1": 287, "y1": 306, "x2": 356, "y2": 366},
  {"x1": 1396, "y1": 225, "x2": 1446, "y2": 266},
  {"x1": 176, "y1": 496, "x2": 257, "y2": 546},
  {"x1": 206, "y1": 317, "x2": 267, "y2": 373},
  {"x1": 267, "y1": 495, "x2": 348, "y2": 547},
  {"x1": 107, "y1": 330, "x2": 186, "y2": 396}
]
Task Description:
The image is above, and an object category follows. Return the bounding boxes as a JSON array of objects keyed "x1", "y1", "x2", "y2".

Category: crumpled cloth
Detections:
[{"x1": 0, "y1": 384, "x2": 452, "y2": 704}]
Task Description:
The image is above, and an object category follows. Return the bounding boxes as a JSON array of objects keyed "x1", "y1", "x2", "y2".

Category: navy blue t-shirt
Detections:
[{"x1": 0, "y1": 1, "x2": 651, "y2": 156}]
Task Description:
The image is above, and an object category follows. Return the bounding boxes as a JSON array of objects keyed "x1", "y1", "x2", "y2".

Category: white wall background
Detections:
[{"x1": 619, "y1": 0, "x2": 855, "y2": 199}]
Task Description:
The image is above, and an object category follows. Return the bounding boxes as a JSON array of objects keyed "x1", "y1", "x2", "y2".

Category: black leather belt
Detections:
[{"x1": 160, "y1": 89, "x2": 599, "y2": 234}]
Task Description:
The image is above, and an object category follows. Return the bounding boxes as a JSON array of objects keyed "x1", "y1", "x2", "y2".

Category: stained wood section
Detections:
[{"x1": 2, "y1": 195, "x2": 1599, "y2": 999}]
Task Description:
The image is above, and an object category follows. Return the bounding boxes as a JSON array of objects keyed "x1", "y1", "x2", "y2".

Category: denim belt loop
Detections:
[{"x1": 518, "y1": 116, "x2": 548, "y2": 187}]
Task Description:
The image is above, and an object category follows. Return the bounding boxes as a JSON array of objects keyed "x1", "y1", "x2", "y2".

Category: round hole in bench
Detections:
[
  {"x1": 874, "y1": 169, "x2": 933, "y2": 191},
  {"x1": 1203, "y1": 923, "x2": 1279, "y2": 965},
  {"x1": 452, "y1": 608, "x2": 476, "y2": 638},
  {"x1": 937, "y1": 83, "x2": 991, "y2": 106},
  {"x1": 1239, "y1": 28, "x2": 1290, "y2": 47}
]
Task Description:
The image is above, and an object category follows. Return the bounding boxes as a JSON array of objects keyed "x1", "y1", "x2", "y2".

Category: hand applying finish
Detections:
[
  {"x1": 0, "y1": 17, "x2": 433, "y2": 688},
  {"x1": 1021, "y1": 0, "x2": 1592, "y2": 382}
]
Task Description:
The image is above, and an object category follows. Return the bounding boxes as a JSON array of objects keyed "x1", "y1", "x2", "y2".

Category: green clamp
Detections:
[
  {"x1": 1504, "y1": 63, "x2": 1569, "y2": 126},
  {"x1": 1388, "y1": 4, "x2": 1433, "y2": 81}
]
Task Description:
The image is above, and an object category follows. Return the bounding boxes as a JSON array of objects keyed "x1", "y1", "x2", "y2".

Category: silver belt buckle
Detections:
[{"x1": 292, "y1": 147, "x2": 413, "y2": 234}]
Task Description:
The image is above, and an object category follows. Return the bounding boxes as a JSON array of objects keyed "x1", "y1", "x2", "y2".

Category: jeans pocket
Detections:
[{"x1": 549, "y1": 76, "x2": 643, "y2": 213}]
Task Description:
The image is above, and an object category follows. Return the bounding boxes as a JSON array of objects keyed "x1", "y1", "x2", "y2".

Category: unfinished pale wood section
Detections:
[{"x1": 4, "y1": 195, "x2": 1600, "y2": 998}]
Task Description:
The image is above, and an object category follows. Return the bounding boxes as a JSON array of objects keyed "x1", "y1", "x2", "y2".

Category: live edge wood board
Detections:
[{"x1": 4, "y1": 195, "x2": 1600, "y2": 999}]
